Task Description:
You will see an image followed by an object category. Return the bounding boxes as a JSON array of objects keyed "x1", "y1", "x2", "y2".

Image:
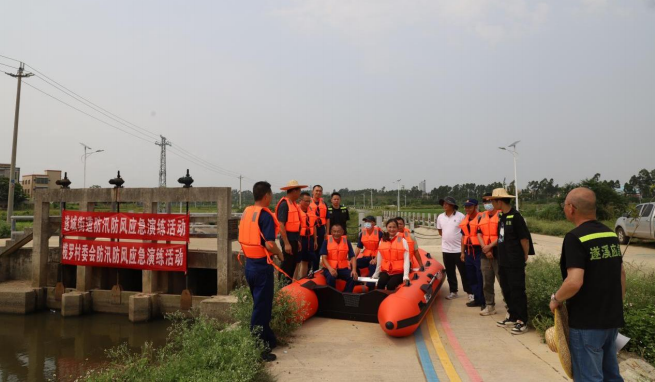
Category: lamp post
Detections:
[
  {"x1": 393, "y1": 179, "x2": 401, "y2": 212},
  {"x1": 499, "y1": 141, "x2": 520, "y2": 211},
  {"x1": 80, "y1": 143, "x2": 104, "y2": 189}
]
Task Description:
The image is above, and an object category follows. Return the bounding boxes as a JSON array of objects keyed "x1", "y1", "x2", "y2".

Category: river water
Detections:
[{"x1": 0, "y1": 311, "x2": 170, "y2": 381}]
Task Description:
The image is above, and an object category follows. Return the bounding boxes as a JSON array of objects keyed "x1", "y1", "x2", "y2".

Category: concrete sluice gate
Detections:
[{"x1": 0, "y1": 187, "x2": 242, "y2": 322}]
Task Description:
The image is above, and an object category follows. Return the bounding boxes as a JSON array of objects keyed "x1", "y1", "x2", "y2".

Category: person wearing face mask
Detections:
[
  {"x1": 372, "y1": 219, "x2": 411, "y2": 291},
  {"x1": 477, "y1": 193, "x2": 502, "y2": 316},
  {"x1": 355, "y1": 216, "x2": 383, "y2": 277}
]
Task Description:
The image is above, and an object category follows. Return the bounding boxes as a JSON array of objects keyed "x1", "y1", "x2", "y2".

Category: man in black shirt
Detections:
[
  {"x1": 550, "y1": 188, "x2": 625, "y2": 381},
  {"x1": 487, "y1": 188, "x2": 534, "y2": 335},
  {"x1": 327, "y1": 192, "x2": 350, "y2": 235}
]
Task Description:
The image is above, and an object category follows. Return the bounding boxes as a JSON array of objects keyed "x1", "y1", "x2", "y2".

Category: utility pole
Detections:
[
  {"x1": 370, "y1": 189, "x2": 373, "y2": 208},
  {"x1": 394, "y1": 179, "x2": 401, "y2": 213},
  {"x1": 80, "y1": 143, "x2": 104, "y2": 189},
  {"x1": 499, "y1": 141, "x2": 520, "y2": 211},
  {"x1": 238, "y1": 175, "x2": 243, "y2": 208},
  {"x1": 155, "y1": 135, "x2": 172, "y2": 187},
  {"x1": 363, "y1": 193, "x2": 365, "y2": 208},
  {"x1": 5, "y1": 63, "x2": 33, "y2": 223}
]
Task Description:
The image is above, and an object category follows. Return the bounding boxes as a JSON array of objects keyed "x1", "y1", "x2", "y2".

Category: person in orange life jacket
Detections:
[
  {"x1": 460, "y1": 199, "x2": 485, "y2": 308},
  {"x1": 297, "y1": 191, "x2": 318, "y2": 279},
  {"x1": 395, "y1": 216, "x2": 424, "y2": 269},
  {"x1": 276, "y1": 180, "x2": 307, "y2": 285},
  {"x1": 239, "y1": 181, "x2": 284, "y2": 362},
  {"x1": 477, "y1": 193, "x2": 503, "y2": 316},
  {"x1": 372, "y1": 219, "x2": 411, "y2": 290},
  {"x1": 320, "y1": 223, "x2": 357, "y2": 293},
  {"x1": 437, "y1": 197, "x2": 472, "y2": 300},
  {"x1": 355, "y1": 216, "x2": 383, "y2": 278},
  {"x1": 308, "y1": 185, "x2": 328, "y2": 273},
  {"x1": 327, "y1": 192, "x2": 350, "y2": 235}
]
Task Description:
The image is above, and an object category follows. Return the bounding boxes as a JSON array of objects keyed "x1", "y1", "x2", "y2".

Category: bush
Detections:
[
  {"x1": 86, "y1": 313, "x2": 271, "y2": 382},
  {"x1": 526, "y1": 258, "x2": 655, "y2": 366},
  {"x1": 231, "y1": 278, "x2": 306, "y2": 342},
  {"x1": 536, "y1": 204, "x2": 565, "y2": 221},
  {"x1": 0, "y1": 221, "x2": 10, "y2": 239}
]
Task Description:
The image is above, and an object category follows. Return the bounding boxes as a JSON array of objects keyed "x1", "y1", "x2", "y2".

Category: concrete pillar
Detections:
[
  {"x1": 31, "y1": 195, "x2": 51, "y2": 288},
  {"x1": 142, "y1": 200, "x2": 160, "y2": 293},
  {"x1": 217, "y1": 188, "x2": 233, "y2": 295},
  {"x1": 129, "y1": 293, "x2": 152, "y2": 322},
  {"x1": 376, "y1": 216, "x2": 383, "y2": 228},
  {"x1": 76, "y1": 201, "x2": 95, "y2": 291},
  {"x1": 358, "y1": 212, "x2": 365, "y2": 229},
  {"x1": 200, "y1": 295, "x2": 237, "y2": 323},
  {"x1": 61, "y1": 291, "x2": 85, "y2": 317}
]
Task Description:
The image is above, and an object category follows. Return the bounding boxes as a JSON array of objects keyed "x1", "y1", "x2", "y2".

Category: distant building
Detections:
[
  {"x1": 21, "y1": 170, "x2": 62, "y2": 199},
  {"x1": 0, "y1": 163, "x2": 20, "y2": 180},
  {"x1": 419, "y1": 179, "x2": 427, "y2": 197}
]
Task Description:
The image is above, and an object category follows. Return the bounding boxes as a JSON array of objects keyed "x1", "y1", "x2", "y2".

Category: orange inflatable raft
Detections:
[{"x1": 280, "y1": 249, "x2": 445, "y2": 337}]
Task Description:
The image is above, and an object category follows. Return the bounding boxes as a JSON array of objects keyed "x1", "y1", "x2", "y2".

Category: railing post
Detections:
[{"x1": 31, "y1": 193, "x2": 51, "y2": 288}]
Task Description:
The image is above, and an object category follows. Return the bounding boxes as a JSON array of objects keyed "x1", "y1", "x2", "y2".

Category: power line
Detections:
[
  {"x1": 0, "y1": 61, "x2": 19, "y2": 70},
  {"x1": 0, "y1": 54, "x2": 20, "y2": 62}
]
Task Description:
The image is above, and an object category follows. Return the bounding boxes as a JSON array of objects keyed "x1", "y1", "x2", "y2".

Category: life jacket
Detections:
[
  {"x1": 299, "y1": 208, "x2": 315, "y2": 236},
  {"x1": 238, "y1": 206, "x2": 279, "y2": 259},
  {"x1": 359, "y1": 226, "x2": 381, "y2": 257},
  {"x1": 326, "y1": 235, "x2": 350, "y2": 269},
  {"x1": 478, "y1": 211, "x2": 499, "y2": 245},
  {"x1": 400, "y1": 227, "x2": 420, "y2": 268},
  {"x1": 460, "y1": 213, "x2": 482, "y2": 246},
  {"x1": 379, "y1": 235, "x2": 405, "y2": 275},
  {"x1": 275, "y1": 196, "x2": 301, "y2": 233},
  {"x1": 309, "y1": 198, "x2": 328, "y2": 227}
]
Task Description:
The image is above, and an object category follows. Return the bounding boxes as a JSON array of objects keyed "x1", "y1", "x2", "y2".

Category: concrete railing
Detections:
[{"x1": 381, "y1": 210, "x2": 438, "y2": 228}]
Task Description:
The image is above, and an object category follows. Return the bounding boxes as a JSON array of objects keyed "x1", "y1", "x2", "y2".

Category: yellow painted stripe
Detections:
[
  {"x1": 426, "y1": 309, "x2": 462, "y2": 382},
  {"x1": 579, "y1": 231, "x2": 617, "y2": 242}
]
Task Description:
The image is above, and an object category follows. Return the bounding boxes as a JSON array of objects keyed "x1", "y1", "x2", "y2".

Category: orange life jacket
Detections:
[
  {"x1": 459, "y1": 213, "x2": 482, "y2": 246},
  {"x1": 401, "y1": 227, "x2": 416, "y2": 258},
  {"x1": 309, "y1": 198, "x2": 328, "y2": 226},
  {"x1": 379, "y1": 235, "x2": 406, "y2": 275},
  {"x1": 275, "y1": 196, "x2": 301, "y2": 233},
  {"x1": 238, "y1": 206, "x2": 279, "y2": 259},
  {"x1": 478, "y1": 211, "x2": 499, "y2": 245},
  {"x1": 299, "y1": 208, "x2": 315, "y2": 236},
  {"x1": 326, "y1": 235, "x2": 351, "y2": 269},
  {"x1": 360, "y1": 226, "x2": 381, "y2": 257}
]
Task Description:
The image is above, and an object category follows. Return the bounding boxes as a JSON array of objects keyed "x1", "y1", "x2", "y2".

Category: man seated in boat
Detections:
[
  {"x1": 355, "y1": 215, "x2": 383, "y2": 277},
  {"x1": 319, "y1": 223, "x2": 358, "y2": 292},
  {"x1": 372, "y1": 219, "x2": 411, "y2": 290}
]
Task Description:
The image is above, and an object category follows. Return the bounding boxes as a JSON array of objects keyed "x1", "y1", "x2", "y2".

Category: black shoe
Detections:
[
  {"x1": 466, "y1": 301, "x2": 482, "y2": 307},
  {"x1": 262, "y1": 352, "x2": 277, "y2": 362},
  {"x1": 511, "y1": 322, "x2": 529, "y2": 335},
  {"x1": 496, "y1": 318, "x2": 516, "y2": 327}
]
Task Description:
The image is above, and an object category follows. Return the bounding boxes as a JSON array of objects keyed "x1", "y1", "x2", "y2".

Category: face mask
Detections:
[
  {"x1": 364, "y1": 222, "x2": 372, "y2": 229},
  {"x1": 484, "y1": 203, "x2": 494, "y2": 211}
]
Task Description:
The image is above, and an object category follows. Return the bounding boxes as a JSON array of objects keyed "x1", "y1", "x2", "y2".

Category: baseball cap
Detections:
[
  {"x1": 464, "y1": 199, "x2": 479, "y2": 207},
  {"x1": 362, "y1": 215, "x2": 376, "y2": 222},
  {"x1": 439, "y1": 197, "x2": 458, "y2": 209}
]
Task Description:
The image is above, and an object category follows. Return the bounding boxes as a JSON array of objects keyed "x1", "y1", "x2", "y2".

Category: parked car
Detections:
[{"x1": 615, "y1": 202, "x2": 655, "y2": 244}]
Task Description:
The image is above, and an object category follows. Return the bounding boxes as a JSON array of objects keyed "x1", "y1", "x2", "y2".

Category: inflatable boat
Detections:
[{"x1": 281, "y1": 249, "x2": 446, "y2": 337}]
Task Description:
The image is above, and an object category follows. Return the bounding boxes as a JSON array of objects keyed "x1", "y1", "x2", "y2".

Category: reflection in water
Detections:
[{"x1": 0, "y1": 311, "x2": 170, "y2": 381}]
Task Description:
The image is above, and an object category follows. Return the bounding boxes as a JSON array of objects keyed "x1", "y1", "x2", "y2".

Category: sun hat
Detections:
[
  {"x1": 438, "y1": 196, "x2": 458, "y2": 209},
  {"x1": 280, "y1": 180, "x2": 308, "y2": 191},
  {"x1": 545, "y1": 305, "x2": 573, "y2": 379},
  {"x1": 487, "y1": 188, "x2": 516, "y2": 199}
]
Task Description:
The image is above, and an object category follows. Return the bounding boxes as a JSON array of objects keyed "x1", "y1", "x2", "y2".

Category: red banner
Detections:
[
  {"x1": 61, "y1": 238, "x2": 187, "y2": 272},
  {"x1": 62, "y1": 210, "x2": 189, "y2": 242}
]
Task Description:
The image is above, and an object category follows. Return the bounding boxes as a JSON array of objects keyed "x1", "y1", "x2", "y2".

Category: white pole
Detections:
[
  {"x1": 513, "y1": 152, "x2": 519, "y2": 211},
  {"x1": 83, "y1": 145, "x2": 87, "y2": 189}
]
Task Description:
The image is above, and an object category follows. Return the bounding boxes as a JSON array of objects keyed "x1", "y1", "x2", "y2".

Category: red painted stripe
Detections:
[{"x1": 434, "y1": 298, "x2": 484, "y2": 382}]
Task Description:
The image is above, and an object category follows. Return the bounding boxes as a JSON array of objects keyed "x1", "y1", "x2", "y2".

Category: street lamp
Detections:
[
  {"x1": 80, "y1": 143, "x2": 104, "y2": 189},
  {"x1": 499, "y1": 140, "x2": 520, "y2": 211},
  {"x1": 393, "y1": 179, "x2": 401, "y2": 212}
]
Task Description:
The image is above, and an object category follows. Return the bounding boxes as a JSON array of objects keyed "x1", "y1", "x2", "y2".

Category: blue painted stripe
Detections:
[{"x1": 415, "y1": 325, "x2": 441, "y2": 382}]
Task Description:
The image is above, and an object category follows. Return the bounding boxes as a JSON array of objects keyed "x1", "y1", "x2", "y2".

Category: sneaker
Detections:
[
  {"x1": 480, "y1": 305, "x2": 496, "y2": 316},
  {"x1": 468, "y1": 294, "x2": 475, "y2": 302},
  {"x1": 262, "y1": 352, "x2": 277, "y2": 362},
  {"x1": 466, "y1": 300, "x2": 482, "y2": 307},
  {"x1": 511, "y1": 322, "x2": 529, "y2": 335},
  {"x1": 445, "y1": 292, "x2": 458, "y2": 300},
  {"x1": 496, "y1": 318, "x2": 516, "y2": 327}
]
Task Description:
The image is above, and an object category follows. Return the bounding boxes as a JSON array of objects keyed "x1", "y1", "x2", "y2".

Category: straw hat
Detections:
[
  {"x1": 545, "y1": 305, "x2": 573, "y2": 379},
  {"x1": 280, "y1": 179, "x2": 307, "y2": 191},
  {"x1": 487, "y1": 188, "x2": 516, "y2": 199}
]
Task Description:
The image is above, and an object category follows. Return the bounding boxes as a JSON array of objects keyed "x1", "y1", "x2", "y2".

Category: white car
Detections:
[{"x1": 615, "y1": 202, "x2": 655, "y2": 244}]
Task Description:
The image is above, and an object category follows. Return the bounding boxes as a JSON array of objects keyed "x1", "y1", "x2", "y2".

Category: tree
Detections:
[{"x1": 0, "y1": 177, "x2": 27, "y2": 208}]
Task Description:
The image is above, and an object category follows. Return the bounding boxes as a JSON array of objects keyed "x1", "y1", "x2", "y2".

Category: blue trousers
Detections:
[
  {"x1": 245, "y1": 258, "x2": 277, "y2": 351},
  {"x1": 324, "y1": 268, "x2": 355, "y2": 293},
  {"x1": 465, "y1": 246, "x2": 484, "y2": 305},
  {"x1": 311, "y1": 227, "x2": 326, "y2": 272},
  {"x1": 356, "y1": 256, "x2": 377, "y2": 277},
  {"x1": 570, "y1": 327, "x2": 623, "y2": 382}
]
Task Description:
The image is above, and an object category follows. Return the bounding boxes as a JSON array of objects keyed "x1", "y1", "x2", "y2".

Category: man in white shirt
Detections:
[{"x1": 437, "y1": 197, "x2": 472, "y2": 300}]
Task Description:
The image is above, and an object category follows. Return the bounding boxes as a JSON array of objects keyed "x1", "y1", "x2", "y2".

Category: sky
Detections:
[{"x1": 1, "y1": 0, "x2": 654, "y2": 195}]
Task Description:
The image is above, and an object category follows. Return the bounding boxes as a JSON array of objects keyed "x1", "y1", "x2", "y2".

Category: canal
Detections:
[{"x1": 0, "y1": 311, "x2": 170, "y2": 381}]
